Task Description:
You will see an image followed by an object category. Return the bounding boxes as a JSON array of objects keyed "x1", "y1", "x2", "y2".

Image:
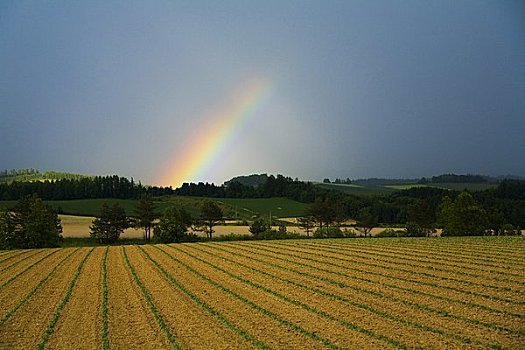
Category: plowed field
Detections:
[{"x1": 0, "y1": 237, "x2": 524, "y2": 349}]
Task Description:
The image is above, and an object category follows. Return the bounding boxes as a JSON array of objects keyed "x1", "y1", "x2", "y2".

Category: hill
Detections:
[
  {"x1": 0, "y1": 196, "x2": 307, "y2": 220},
  {"x1": 0, "y1": 169, "x2": 93, "y2": 184},
  {"x1": 224, "y1": 174, "x2": 269, "y2": 187},
  {"x1": 316, "y1": 181, "x2": 498, "y2": 196}
]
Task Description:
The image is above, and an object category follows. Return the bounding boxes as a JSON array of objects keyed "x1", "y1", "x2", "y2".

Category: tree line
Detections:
[{"x1": 0, "y1": 175, "x2": 174, "y2": 200}]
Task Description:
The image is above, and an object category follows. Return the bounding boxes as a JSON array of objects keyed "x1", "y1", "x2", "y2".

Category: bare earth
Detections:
[{"x1": 0, "y1": 238, "x2": 524, "y2": 349}]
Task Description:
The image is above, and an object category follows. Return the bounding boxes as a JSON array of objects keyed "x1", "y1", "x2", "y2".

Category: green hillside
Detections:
[
  {"x1": 317, "y1": 181, "x2": 498, "y2": 196},
  {"x1": 315, "y1": 182, "x2": 398, "y2": 196},
  {"x1": 0, "y1": 169, "x2": 93, "y2": 184},
  {"x1": 0, "y1": 196, "x2": 307, "y2": 220}
]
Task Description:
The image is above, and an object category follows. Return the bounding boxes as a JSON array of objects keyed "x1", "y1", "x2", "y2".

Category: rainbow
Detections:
[{"x1": 158, "y1": 76, "x2": 274, "y2": 187}]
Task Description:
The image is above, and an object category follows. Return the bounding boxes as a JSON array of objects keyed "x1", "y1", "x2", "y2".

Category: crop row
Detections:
[
  {"x1": 182, "y1": 243, "x2": 524, "y2": 339},
  {"x1": 0, "y1": 237, "x2": 523, "y2": 349},
  {"x1": 209, "y1": 242, "x2": 525, "y2": 331},
  {"x1": 192, "y1": 242, "x2": 524, "y2": 348},
  {"x1": 307, "y1": 239, "x2": 525, "y2": 272},
  {"x1": 228, "y1": 241, "x2": 525, "y2": 313},
  {"x1": 263, "y1": 241, "x2": 525, "y2": 296},
  {"x1": 166, "y1": 244, "x2": 495, "y2": 349}
]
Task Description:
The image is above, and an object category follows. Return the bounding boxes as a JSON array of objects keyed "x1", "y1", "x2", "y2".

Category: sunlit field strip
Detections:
[
  {"x1": 340, "y1": 238, "x2": 525, "y2": 266},
  {"x1": 161, "y1": 244, "x2": 413, "y2": 349},
  {"x1": 147, "y1": 246, "x2": 349, "y2": 350},
  {"x1": 256, "y1": 240, "x2": 525, "y2": 303},
  {"x1": 127, "y1": 246, "x2": 259, "y2": 349},
  {"x1": 0, "y1": 249, "x2": 45, "y2": 274},
  {"x1": 0, "y1": 250, "x2": 30, "y2": 264},
  {"x1": 138, "y1": 245, "x2": 269, "y2": 350},
  {"x1": 151, "y1": 245, "x2": 360, "y2": 350},
  {"x1": 215, "y1": 242, "x2": 525, "y2": 329},
  {"x1": 201, "y1": 242, "x2": 525, "y2": 347},
  {"x1": 122, "y1": 246, "x2": 182, "y2": 350},
  {"x1": 0, "y1": 248, "x2": 60, "y2": 290},
  {"x1": 0, "y1": 248, "x2": 87, "y2": 348},
  {"x1": 35, "y1": 248, "x2": 94, "y2": 349},
  {"x1": 170, "y1": 243, "x2": 498, "y2": 349},
  {"x1": 0, "y1": 248, "x2": 79, "y2": 321},
  {"x1": 105, "y1": 246, "x2": 171, "y2": 348},
  {"x1": 101, "y1": 247, "x2": 109, "y2": 350},
  {"x1": 270, "y1": 241, "x2": 525, "y2": 298},
  {"x1": 309, "y1": 239, "x2": 525, "y2": 271},
  {"x1": 378, "y1": 238, "x2": 525, "y2": 260},
  {"x1": 46, "y1": 247, "x2": 104, "y2": 349},
  {"x1": 232, "y1": 241, "x2": 525, "y2": 313},
  {"x1": 266, "y1": 242, "x2": 525, "y2": 284},
  {"x1": 0, "y1": 248, "x2": 79, "y2": 326}
]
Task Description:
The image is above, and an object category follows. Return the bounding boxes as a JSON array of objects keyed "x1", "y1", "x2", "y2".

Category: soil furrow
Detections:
[
  {"x1": 300, "y1": 242, "x2": 525, "y2": 276},
  {"x1": 127, "y1": 245, "x2": 258, "y2": 349},
  {"x1": 192, "y1": 242, "x2": 524, "y2": 349},
  {"x1": 0, "y1": 248, "x2": 78, "y2": 321},
  {"x1": 233, "y1": 242, "x2": 525, "y2": 314},
  {"x1": 105, "y1": 246, "x2": 171, "y2": 349},
  {"x1": 316, "y1": 240, "x2": 525, "y2": 269},
  {"x1": 171, "y1": 243, "x2": 487, "y2": 350},
  {"x1": 151, "y1": 244, "x2": 365, "y2": 350},
  {"x1": 210, "y1": 242, "x2": 525, "y2": 332},
  {"x1": 36, "y1": 248, "x2": 95, "y2": 349},
  {"x1": 45, "y1": 247, "x2": 103, "y2": 349},
  {"x1": 0, "y1": 249, "x2": 60, "y2": 289},
  {"x1": 0, "y1": 248, "x2": 88, "y2": 349},
  {"x1": 0, "y1": 249, "x2": 44, "y2": 274},
  {"x1": 264, "y1": 241, "x2": 525, "y2": 298}
]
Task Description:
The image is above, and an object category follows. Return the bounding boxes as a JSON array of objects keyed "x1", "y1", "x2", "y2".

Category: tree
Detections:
[
  {"x1": 90, "y1": 202, "x2": 128, "y2": 244},
  {"x1": 198, "y1": 200, "x2": 223, "y2": 239},
  {"x1": 306, "y1": 198, "x2": 345, "y2": 231},
  {"x1": 0, "y1": 195, "x2": 62, "y2": 249},
  {"x1": 487, "y1": 209, "x2": 506, "y2": 236},
  {"x1": 406, "y1": 199, "x2": 434, "y2": 236},
  {"x1": 438, "y1": 192, "x2": 488, "y2": 236},
  {"x1": 134, "y1": 196, "x2": 157, "y2": 241},
  {"x1": 249, "y1": 218, "x2": 270, "y2": 236},
  {"x1": 154, "y1": 207, "x2": 193, "y2": 243},
  {"x1": 356, "y1": 207, "x2": 377, "y2": 237},
  {"x1": 297, "y1": 216, "x2": 315, "y2": 237}
]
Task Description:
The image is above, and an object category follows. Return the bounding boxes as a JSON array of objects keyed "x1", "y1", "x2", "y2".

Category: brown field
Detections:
[
  {"x1": 59, "y1": 215, "x2": 306, "y2": 238},
  {"x1": 1, "y1": 237, "x2": 524, "y2": 349},
  {"x1": 59, "y1": 214, "x2": 406, "y2": 239}
]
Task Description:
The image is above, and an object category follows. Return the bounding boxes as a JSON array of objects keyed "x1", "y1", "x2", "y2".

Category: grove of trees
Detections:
[
  {"x1": 0, "y1": 195, "x2": 62, "y2": 249},
  {"x1": 154, "y1": 207, "x2": 193, "y2": 243},
  {"x1": 90, "y1": 202, "x2": 129, "y2": 244}
]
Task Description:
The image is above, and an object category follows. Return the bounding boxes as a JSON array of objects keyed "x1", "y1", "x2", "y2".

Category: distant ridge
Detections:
[
  {"x1": 0, "y1": 169, "x2": 93, "y2": 184},
  {"x1": 224, "y1": 174, "x2": 269, "y2": 187},
  {"x1": 326, "y1": 173, "x2": 525, "y2": 186}
]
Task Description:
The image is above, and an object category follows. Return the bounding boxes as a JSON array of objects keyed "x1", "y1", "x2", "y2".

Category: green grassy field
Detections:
[
  {"x1": 315, "y1": 183, "x2": 398, "y2": 196},
  {"x1": 318, "y1": 182, "x2": 498, "y2": 196},
  {"x1": 218, "y1": 197, "x2": 307, "y2": 219},
  {"x1": 0, "y1": 196, "x2": 307, "y2": 219}
]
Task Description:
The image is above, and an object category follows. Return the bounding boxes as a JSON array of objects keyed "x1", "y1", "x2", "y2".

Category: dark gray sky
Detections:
[{"x1": 1, "y1": 0, "x2": 524, "y2": 186}]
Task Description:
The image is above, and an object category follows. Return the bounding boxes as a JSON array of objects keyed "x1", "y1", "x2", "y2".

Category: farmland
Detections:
[
  {"x1": 0, "y1": 196, "x2": 307, "y2": 220},
  {"x1": 0, "y1": 237, "x2": 524, "y2": 349},
  {"x1": 316, "y1": 182, "x2": 499, "y2": 196}
]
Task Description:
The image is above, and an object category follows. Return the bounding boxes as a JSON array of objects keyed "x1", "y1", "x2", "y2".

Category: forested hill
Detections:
[
  {"x1": 0, "y1": 169, "x2": 92, "y2": 184},
  {"x1": 0, "y1": 174, "x2": 174, "y2": 200}
]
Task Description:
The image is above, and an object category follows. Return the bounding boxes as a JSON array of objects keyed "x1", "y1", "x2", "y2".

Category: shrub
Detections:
[
  {"x1": 0, "y1": 195, "x2": 62, "y2": 249},
  {"x1": 90, "y1": 202, "x2": 128, "y2": 244},
  {"x1": 314, "y1": 227, "x2": 356, "y2": 238},
  {"x1": 154, "y1": 207, "x2": 193, "y2": 243},
  {"x1": 249, "y1": 219, "x2": 270, "y2": 236},
  {"x1": 376, "y1": 228, "x2": 407, "y2": 238},
  {"x1": 405, "y1": 222, "x2": 427, "y2": 237}
]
